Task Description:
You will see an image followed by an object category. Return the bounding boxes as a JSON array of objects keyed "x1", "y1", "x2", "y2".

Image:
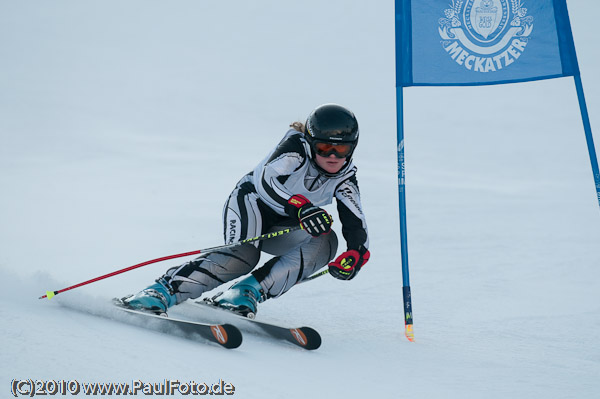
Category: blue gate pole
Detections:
[
  {"x1": 396, "y1": 86, "x2": 414, "y2": 342},
  {"x1": 573, "y1": 75, "x2": 600, "y2": 209}
]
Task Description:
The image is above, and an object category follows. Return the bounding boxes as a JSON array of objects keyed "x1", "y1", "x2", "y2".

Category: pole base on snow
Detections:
[{"x1": 405, "y1": 323, "x2": 415, "y2": 342}]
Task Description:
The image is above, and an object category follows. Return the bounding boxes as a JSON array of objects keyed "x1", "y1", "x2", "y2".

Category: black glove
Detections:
[
  {"x1": 328, "y1": 247, "x2": 370, "y2": 280},
  {"x1": 286, "y1": 194, "x2": 333, "y2": 237}
]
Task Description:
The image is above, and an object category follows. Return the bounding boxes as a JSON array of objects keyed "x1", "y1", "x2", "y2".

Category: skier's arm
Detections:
[
  {"x1": 335, "y1": 174, "x2": 369, "y2": 251},
  {"x1": 255, "y1": 136, "x2": 306, "y2": 214},
  {"x1": 329, "y1": 175, "x2": 370, "y2": 280}
]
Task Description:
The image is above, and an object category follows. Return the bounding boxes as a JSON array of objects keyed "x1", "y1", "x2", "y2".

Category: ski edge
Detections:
[
  {"x1": 113, "y1": 298, "x2": 243, "y2": 349},
  {"x1": 191, "y1": 300, "x2": 322, "y2": 350}
]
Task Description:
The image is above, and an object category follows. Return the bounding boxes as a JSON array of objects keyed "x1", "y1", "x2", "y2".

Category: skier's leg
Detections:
[
  {"x1": 254, "y1": 229, "x2": 338, "y2": 299},
  {"x1": 215, "y1": 229, "x2": 338, "y2": 316},
  {"x1": 122, "y1": 175, "x2": 263, "y2": 312},
  {"x1": 162, "y1": 243, "x2": 260, "y2": 303}
]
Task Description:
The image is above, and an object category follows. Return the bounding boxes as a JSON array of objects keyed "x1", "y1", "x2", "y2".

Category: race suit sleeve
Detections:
[
  {"x1": 335, "y1": 173, "x2": 369, "y2": 252},
  {"x1": 255, "y1": 134, "x2": 307, "y2": 215}
]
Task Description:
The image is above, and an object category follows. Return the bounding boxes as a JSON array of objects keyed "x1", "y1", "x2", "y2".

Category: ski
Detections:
[
  {"x1": 113, "y1": 298, "x2": 242, "y2": 349},
  {"x1": 189, "y1": 300, "x2": 321, "y2": 350}
]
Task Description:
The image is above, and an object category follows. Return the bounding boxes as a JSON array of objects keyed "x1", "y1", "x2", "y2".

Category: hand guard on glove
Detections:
[
  {"x1": 286, "y1": 194, "x2": 332, "y2": 237},
  {"x1": 328, "y1": 247, "x2": 370, "y2": 280}
]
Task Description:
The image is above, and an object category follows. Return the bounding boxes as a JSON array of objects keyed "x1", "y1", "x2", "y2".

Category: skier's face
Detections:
[{"x1": 315, "y1": 153, "x2": 346, "y2": 174}]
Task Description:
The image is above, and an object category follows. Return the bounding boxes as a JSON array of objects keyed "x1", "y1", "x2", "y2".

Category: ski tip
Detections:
[
  {"x1": 290, "y1": 327, "x2": 321, "y2": 350},
  {"x1": 213, "y1": 324, "x2": 243, "y2": 349},
  {"x1": 405, "y1": 324, "x2": 415, "y2": 342}
]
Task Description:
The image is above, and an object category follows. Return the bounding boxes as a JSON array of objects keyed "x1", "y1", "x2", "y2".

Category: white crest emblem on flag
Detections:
[
  {"x1": 439, "y1": 0, "x2": 534, "y2": 73},
  {"x1": 471, "y1": 0, "x2": 501, "y2": 39}
]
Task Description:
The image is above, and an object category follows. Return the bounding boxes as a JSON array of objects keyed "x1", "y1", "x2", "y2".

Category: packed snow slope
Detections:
[{"x1": 1, "y1": 1, "x2": 599, "y2": 398}]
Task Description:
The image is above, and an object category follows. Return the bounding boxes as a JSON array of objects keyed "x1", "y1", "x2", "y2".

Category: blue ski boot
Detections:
[
  {"x1": 122, "y1": 278, "x2": 176, "y2": 315},
  {"x1": 215, "y1": 275, "x2": 265, "y2": 319}
]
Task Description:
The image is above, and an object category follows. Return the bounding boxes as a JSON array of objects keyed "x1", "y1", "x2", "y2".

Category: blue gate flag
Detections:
[
  {"x1": 396, "y1": 0, "x2": 580, "y2": 86},
  {"x1": 393, "y1": 0, "x2": 600, "y2": 343}
]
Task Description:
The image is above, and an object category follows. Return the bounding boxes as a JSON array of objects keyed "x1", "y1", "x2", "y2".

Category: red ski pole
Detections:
[
  {"x1": 39, "y1": 226, "x2": 301, "y2": 299},
  {"x1": 39, "y1": 250, "x2": 202, "y2": 300}
]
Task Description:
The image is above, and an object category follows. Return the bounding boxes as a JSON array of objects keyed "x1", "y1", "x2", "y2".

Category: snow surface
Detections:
[{"x1": 1, "y1": 1, "x2": 599, "y2": 398}]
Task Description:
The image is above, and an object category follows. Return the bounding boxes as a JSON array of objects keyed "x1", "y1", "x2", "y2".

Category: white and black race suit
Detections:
[{"x1": 161, "y1": 129, "x2": 369, "y2": 303}]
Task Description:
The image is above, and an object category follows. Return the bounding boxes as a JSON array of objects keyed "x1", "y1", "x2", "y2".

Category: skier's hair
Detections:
[{"x1": 290, "y1": 121, "x2": 306, "y2": 133}]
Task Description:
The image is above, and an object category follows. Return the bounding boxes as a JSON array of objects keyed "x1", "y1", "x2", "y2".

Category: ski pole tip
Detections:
[{"x1": 40, "y1": 291, "x2": 57, "y2": 300}]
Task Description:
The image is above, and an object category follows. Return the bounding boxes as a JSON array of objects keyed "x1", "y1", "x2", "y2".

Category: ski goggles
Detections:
[{"x1": 314, "y1": 142, "x2": 354, "y2": 158}]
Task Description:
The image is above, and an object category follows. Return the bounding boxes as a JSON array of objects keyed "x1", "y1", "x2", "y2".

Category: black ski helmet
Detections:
[{"x1": 305, "y1": 103, "x2": 359, "y2": 165}]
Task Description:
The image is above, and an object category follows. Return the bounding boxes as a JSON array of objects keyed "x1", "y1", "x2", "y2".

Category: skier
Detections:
[{"x1": 122, "y1": 103, "x2": 370, "y2": 317}]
